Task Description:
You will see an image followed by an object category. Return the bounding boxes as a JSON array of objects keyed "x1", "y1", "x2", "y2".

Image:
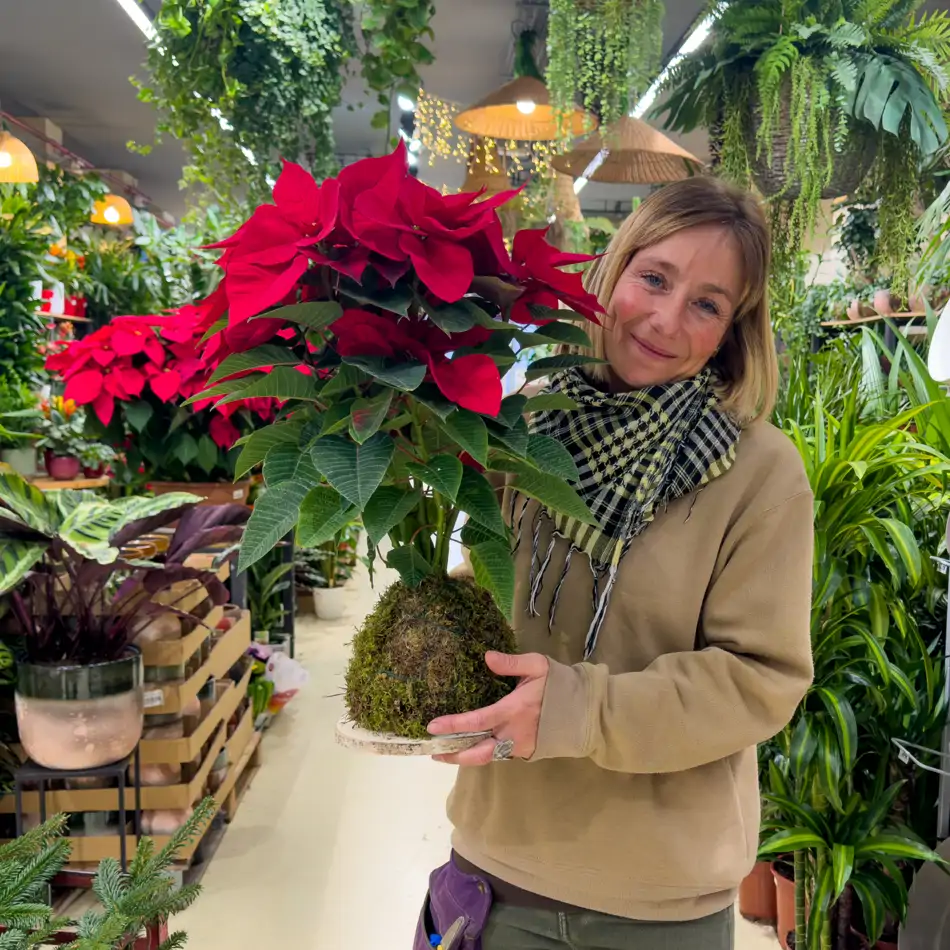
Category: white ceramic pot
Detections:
[
  {"x1": 314, "y1": 586, "x2": 348, "y2": 621},
  {"x1": 0, "y1": 447, "x2": 36, "y2": 476}
]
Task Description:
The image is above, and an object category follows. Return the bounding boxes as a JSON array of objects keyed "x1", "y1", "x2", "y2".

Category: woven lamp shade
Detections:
[
  {"x1": 455, "y1": 76, "x2": 595, "y2": 142},
  {"x1": 461, "y1": 139, "x2": 510, "y2": 196},
  {"x1": 0, "y1": 131, "x2": 39, "y2": 184},
  {"x1": 552, "y1": 116, "x2": 703, "y2": 184}
]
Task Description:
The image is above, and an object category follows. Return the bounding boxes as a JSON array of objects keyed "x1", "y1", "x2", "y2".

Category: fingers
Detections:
[
  {"x1": 427, "y1": 704, "x2": 498, "y2": 736},
  {"x1": 484, "y1": 651, "x2": 548, "y2": 679},
  {"x1": 432, "y1": 738, "x2": 496, "y2": 767}
]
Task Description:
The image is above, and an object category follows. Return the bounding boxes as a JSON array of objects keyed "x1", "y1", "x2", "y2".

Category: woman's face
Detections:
[{"x1": 603, "y1": 225, "x2": 744, "y2": 390}]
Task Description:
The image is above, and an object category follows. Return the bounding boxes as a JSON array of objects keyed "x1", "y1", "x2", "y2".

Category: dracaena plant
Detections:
[
  {"x1": 173, "y1": 143, "x2": 604, "y2": 617},
  {"x1": 0, "y1": 472, "x2": 248, "y2": 665}
]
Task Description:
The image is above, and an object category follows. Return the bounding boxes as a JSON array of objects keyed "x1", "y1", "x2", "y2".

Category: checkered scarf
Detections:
[{"x1": 517, "y1": 367, "x2": 740, "y2": 658}]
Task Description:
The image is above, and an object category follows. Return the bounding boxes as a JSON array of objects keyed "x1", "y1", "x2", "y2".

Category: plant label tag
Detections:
[
  {"x1": 143, "y1": 689, "x2": 165, "y2": 709},
  {"x1": 233, "y1": 489, "x2": 243, "y2": 499},
  {"x1": 898, "y1": 747, "x2": 910, "y2": 765}
]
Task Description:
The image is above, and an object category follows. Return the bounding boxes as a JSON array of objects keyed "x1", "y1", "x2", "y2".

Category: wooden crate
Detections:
[{"x1": 138, "y1": 604, "x2": 223, "y2": 668}]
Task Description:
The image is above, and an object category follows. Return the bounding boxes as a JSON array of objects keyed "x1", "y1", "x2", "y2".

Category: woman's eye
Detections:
[
  {"x1": 697, "y1": 299, "x2": 721, "y2": 316},
  {"x1": 641, "y1": 272, "x2": 664, "y2": 288}
]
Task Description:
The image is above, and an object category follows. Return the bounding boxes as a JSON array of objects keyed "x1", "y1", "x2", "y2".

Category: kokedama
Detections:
[{"x1": 138, "y1": 144, "x2": 603, "y2": 740}]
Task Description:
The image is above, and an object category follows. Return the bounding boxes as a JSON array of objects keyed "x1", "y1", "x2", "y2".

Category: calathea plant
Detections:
[{"x1": 173, "y1": 144, "x2": 604, "y2": 738}]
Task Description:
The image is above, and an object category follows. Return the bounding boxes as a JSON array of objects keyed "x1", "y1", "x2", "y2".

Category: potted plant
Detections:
[
  {"x1": 657, "y1": 0, "x2": 950, "y2": 266},
  {"x1": 171, "y1": 144, "x2": 603, "y2": 745},
  {"x1": 0, "y1": 377, "x2": 41, "y2": 477},
  {"x1": 247, "y1": 548, "x2": 295, "y2": 644},
  {"x1": 0, "y1": 471, "x2": 248, "y2": 769},
  {"x1": 45, "y1": 314, "x2": 278, "y2": 501},
  {"x1": 35, "y1": 396, "x2": 87, "y2": 481},
  {"x1": 78, "y1": 441, "x2": 117, "y2": 478},
  {"x1": 296, "y1": 521, "x2": 361, "y2": 621}
]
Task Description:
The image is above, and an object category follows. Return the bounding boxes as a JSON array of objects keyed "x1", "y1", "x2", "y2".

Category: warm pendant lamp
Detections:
[
  {"x1": 0, "y1": 131, "x2": 39, "y2": 184},
  {"x1": 91, "y1": 194, "x2": 134, "y2": 226},
  {"x1": 552, "y1": 115, "x2": 703, "y2": 184},
  {"x1": 454, "y1": 75, "x2": 594, "y2": 142}
]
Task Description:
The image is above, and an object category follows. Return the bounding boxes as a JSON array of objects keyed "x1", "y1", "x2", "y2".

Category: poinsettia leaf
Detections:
[
  {"x1": 526, "y1": 354, "x2": 608, "y2": 380},
  {"x1": 440, "y1": 409, "x2": 489, "y2": 466},
  {"x1": 322, "y1": 363, "x2": 369, "y2": 398},
  {"x1": 184, "y1": 374, "x2": 258, "y2": 406},
  {"x1": 527, "y1": 434, "x2": 581, "y2": 481},
  {"x1": 339, "y1": 281, "x2": 413, "y2": 316},
  {"x1": 528, "y1": 304, "x2": 590, "y2": 322},
  {"x1": 406, "y1": 454, "x2": 464, "y2": 503},
  {"x1": 386, "y1": 544, "x2": 433, "y2": 587},
  {"x1": 423, "y1": 300, "x2": 477, "y2": 334},
  {"x1": 460, "y1": 519, "x2": 509, "y2": 547},
  {"x1": 492, "y1": 394, "x2": 528, "y2": 428},
  {"x1": 517, "y1": 321, "x2": 592, "y2": 349},
  {"x1": 470, "y1": 540, "x2": 515, "y2": 619},
  {"x1": 491, "y1": 458, "x2": 595, "y2": 525},
  {"x1": 413, "y1": 385, "x2": 456, "y2": 419},
  {"x1": 341, "y1": 356, "x2": 427, "y2": 392},
  {"x1": 455, "y1": 467, "x2": 507, "y2": 537},
  {"x1": 524, "y1": 392, "x2": 580, "y2": 413},
  {"x1": 234, "y1": 420, "x2": 306, "y2": 479},
  {"x1": 362, "y1": 485, "x2": 423, "y2": 544},
  {"x1": 238, "y1": 482, "x2": 313, "y2": 572},
  {"x1": 310, "y1": 433, "x2": 395, "y2": 509},
  {"x1": 321, "y1": 399, "x2": 356, "y2": 436},
  {"x1": 263, "y1": 443, "x2": 320, "y2": 488},
  {"x1": 200, "y1": 316, "x2": 229, "y2": 343},
  {"x1": 349, "y1": 390, "x2": 393, "y2": 444},
  {"x1": 253, "y1": 300, "x2": 343, "y2": 331},
  {"x1": 488, "y1": 417, "x2": 529, "y2": 457},
  {"x1": 124, "y1": 400, "x2": 154, "y2": 432},
  {"x1": 196, "y1": 435, "x2": 219, "y2": 475},
  {"x1": 174, "y1": 432, "x2": 199, "y2": 466},
  {"x1": 208, "y1": 344, "x2": 301, "y2": 384},
  {"x1": 296, "y1": 486, "x2": 357, "y2": 547},
  {"x1": 216, "y1": 367, "x2": 321, "y2": 405}
]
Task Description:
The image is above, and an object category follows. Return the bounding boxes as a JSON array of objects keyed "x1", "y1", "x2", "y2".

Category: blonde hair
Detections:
[{"x1": 577, "y1": 177, "x2": 778, "y2": 425}]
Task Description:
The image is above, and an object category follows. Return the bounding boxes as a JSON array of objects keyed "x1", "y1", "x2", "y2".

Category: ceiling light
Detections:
[
  {"x1": 397, "y1": 95, "x2": 416, "y2": 113},
  {"x1": 91, "y1": 194, "x2": 134, "y2": 227},
  {"x1": 516, "y1": 99, "x2": 536, "y2": 115},
  {"x1": 0, "y1": 132, "x2": 39, "y2": 183},
  {"x1": 112, "y1": 0, "x2": 155, "y2": 39},
  {"x1": 407, "y1": 152, "x2": 419, "y2": 167},
  {"x1": 408, "y1": 138, "x2": 422, "y2": 153}
]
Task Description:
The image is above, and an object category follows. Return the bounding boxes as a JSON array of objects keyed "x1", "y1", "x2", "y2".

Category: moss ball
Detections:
[{"x1": 344, "y1": 575, "x2": 517, "y2": 739}]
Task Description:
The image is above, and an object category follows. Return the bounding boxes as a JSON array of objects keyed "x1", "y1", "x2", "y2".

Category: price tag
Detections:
[
  {"x1": 898, "y1": 746, "x2": 910, "y2": 765},
  {"x1": 143, "y1": 689, "x2": 165, "y2": 709},
  {"x1": 232, "y1": 489, "x2": 243, "y2": 499}
]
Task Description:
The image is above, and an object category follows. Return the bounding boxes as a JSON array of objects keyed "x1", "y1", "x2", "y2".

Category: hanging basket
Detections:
[{"x1": 744, "y1": 88, "x2": 878, "y2": 200}]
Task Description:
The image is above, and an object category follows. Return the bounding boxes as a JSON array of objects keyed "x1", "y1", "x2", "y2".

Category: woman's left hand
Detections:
[{"x1": 427, "y1": 651, "x2": 549, "y2": 766}]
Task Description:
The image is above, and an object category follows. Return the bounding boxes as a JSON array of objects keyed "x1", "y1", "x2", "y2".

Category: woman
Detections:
[{"x1": 421, "y1": 177, "x2": 814, "y2": 950}]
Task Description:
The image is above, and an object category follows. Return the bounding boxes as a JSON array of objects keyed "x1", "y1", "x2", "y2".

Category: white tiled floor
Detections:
[{"x1": 178, "y1": 565, "x2": 779, "y2": 948}]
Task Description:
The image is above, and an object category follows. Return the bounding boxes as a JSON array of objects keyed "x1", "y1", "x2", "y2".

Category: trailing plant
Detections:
[
  {"x1": 546, "y1": 0, "x2": 663, "y2": 138},
  {"x1": 295, "y1": 520, "x2": 361, "y2": 589},
  {"x1": 658, "y1": 0, "x2": 950, "y2": 270},
  {"x1": 0, "y1": 471, "x2": 248, "y2": 665},
  {"x1": 136, "y1": 0, "x2": 356, "y2": 204},
  {"x1": 355, "y1": 0, "x2": 436, "y2": 133}
]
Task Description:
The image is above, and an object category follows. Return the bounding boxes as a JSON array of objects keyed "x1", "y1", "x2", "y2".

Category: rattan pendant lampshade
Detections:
[
  {"x1": 552, "y1": 115, "x2": 703, "y2": 184},
  {"x1": 455, "y1": 76, "x2": 595, "y2": 142}
]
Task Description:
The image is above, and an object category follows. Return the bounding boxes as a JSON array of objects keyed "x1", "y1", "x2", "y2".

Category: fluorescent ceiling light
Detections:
[{"x1": 113, "y1": 0, "x2": 155, "y2": 39}]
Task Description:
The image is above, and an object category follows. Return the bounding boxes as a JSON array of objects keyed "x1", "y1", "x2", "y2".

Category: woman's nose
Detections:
[{"x1": 646, "y1": 297, "x2": 685, "y2": 337}]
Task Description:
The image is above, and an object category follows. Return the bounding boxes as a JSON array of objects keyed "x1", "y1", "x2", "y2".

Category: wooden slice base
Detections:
[{"x1": 335, "y1": 717, "x2": 491, "y2": 756}]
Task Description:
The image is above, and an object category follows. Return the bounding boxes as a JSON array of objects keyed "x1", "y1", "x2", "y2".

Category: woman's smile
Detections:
[{"x1": 630, "y1": 334, "x2": 676, "y2": 361}]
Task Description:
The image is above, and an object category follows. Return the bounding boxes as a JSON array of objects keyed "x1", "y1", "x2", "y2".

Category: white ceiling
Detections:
[{"x1": 0, "y1": 0, "x2": 708, "y2": 219}]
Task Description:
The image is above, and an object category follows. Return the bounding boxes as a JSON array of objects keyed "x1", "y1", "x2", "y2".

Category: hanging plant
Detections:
[
  {"x1": 355, "y1": 0, "x2": 436, "y2": 133},
  {"x1": 546, "y1": 0, "x2": 664, "y2": 140},
  {"x1": 657, "y1": 0, "x2": 950, "y2": 278},
  {"x1": 134, "y1": 0, "x2": 355, "y2": 206}
]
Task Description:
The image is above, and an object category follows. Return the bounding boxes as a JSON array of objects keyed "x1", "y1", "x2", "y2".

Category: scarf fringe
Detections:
[
  {"x1": 585, "y1": 562, "x2": 619, "y2": 659},
  {"x1": 548, "y1": 545, "x2": 576, "y2": 633},
  {"x1": 529, "y1": 534, "x2": 558, "y2": 619}
]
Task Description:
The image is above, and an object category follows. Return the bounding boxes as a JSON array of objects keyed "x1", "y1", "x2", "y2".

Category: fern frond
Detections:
[
  {"x1": 157, "y1": 931, "x2": 189, "y2": 950},
  {"x1": 903, "y1": 44, "x2": 950, "y2": 93},
  {"x1": 829, "y1": 22, "x2": 868, "y2": 49}
]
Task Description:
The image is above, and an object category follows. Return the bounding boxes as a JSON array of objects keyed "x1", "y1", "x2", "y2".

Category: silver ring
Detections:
[{"x1": 492, "y1": 738, "x2": 515, "y2": 762}]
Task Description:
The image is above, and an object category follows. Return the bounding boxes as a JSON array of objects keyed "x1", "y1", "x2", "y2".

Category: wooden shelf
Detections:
[
  {"x1": 822, "y1": 311, "x2": 926, "y2": 327},
  {"x1": 28, "y1": 476, "x2": 109, "y2": 491},
  {"x1": 35, "y1": 311, "x2": 92, "y2": 323}
]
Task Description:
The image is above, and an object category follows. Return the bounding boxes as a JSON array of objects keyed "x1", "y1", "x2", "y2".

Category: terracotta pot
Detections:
[
  {"x1": 43, "y1": 452, "x2": 81, "y2": 481},
  {"x1": 772, "y1": 860, "x2": 796, "y2": 950},
  {"x1": 873, "y1": 288, "x2": 895, "y2": 315},
  {"x1": 314, "y1": 586, "x2": 348, "y2": 621},
  {"x1": 15, "y1": 649, "x2": 144, "y2": 770},
  {"x1": 148, "y1": 480, "x2": 251, "y2": 505},
  {"x1": 739, "y1": 861, "x2": 778, "y2": 924}
]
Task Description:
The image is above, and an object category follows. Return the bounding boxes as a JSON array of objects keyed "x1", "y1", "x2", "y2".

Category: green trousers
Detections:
[{"x1": 479, "y1": 904, "x2": 734, "y2": 950}]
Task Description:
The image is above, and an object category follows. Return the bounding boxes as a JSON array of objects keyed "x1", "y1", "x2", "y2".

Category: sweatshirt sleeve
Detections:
[{"x1": 530, "y1": 489, "x2": 815, "y2": 773}]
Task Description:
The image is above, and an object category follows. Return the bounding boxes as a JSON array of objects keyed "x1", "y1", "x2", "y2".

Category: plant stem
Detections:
[{"x1": 795, "y1": 850, "x2": 807, "y2": 950}]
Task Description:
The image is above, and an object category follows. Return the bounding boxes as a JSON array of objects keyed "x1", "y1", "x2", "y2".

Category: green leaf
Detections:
[
  {"x1": 124, "y1": 400, "x2": 154, "y2": 433},
  {"x1": 296, "y1": 487, "x2": 357, "y2": 547},
  {"x1": 757, "y1": 828, "x2": 827, "y2": 855},
  {"x1": 850, "y1": 873, "x2": 886, "y2": 945},
  {"x1": 526, "y1": 354, "x2": 608, "y2": 380},
  {"x1": 488, "y1": 416, "x2": 530, "y2": 457},
  {"x1": 173, "y1": 432, "x2": 198, "y2": 466},
  {"x1": 195, "y1": 435, "x2": 218, "y2": 475},
  {"x1": 440, "y1": 409, "x2": 489, "y2": 466},
  {"x1": 0, "y1": 539, "x2": 46, "y2": 596},
  {"x1": 341, "y1": 356, "x2": 427, "y2": 391},
  {"x1": 339, "y1": 281, "x2": 412, "y2": 316},
  {"x1": 815, "y1": 687, "x2": 858, "y2": 773},
  {"x1": 424, "y1": 301, "x2": 477, "y2": 333},
  {"x1": 520, "y1": 321, "x2": 593, "y2": 348},
  {"x1": 492, "y1": 395, "x2": 528, "y2": 429},
  {"x1": 263, "y1": 444, "x2": 320, "y2": 488},
  {"x1": 460, "y1": 519, "x2": 509, "y2": 547},
  {"x1": 807, "y1": 865, "x2": 835, "y2": 950},
  {"x1": 524, "y1": 392, "x2": 580, "y2": 413},
  {"x1": 254, "y1": 300, "x2": 342, "y2": 331},
  {"x1": 455, "y1": 467, "x2": 507, "y2": 537},
  {"x1": 856, "y1": 834, "x2": 947, "y2": 864},
  {"x1": 349, "y1": 390, "x2": 393, "y2": 444},
  {"x1": 386, "y1": 544, "x2": 432, "y2": 587},
  {"x1": 491, "y1": 458, "x2": 596, "y2": 525},
  {"x1": 831, "y1": 843, "x2": 855, "y2": 900},
  {"x1": 0, "y1": 472, "x2": 57, "y2": 533},
  {"x1": 322, "y1": 363, "x2": 367, "y2": 398},
  {"x1": 216, "y1": 367, "x2": 320, "y2": 405},
  {"x1": 362, "y1": 486, "x2": 423, "y2": 544},
  {"x1": 406, "y1": 454, "x2": 463, "y2": 503},
  {"x1": 199, "y1": 316, "x2": 228, "y2": 343},
  {"x1": 527, "y1": 434, "x2": 580, "y2": 481},
  {"x1": 238, "y1": 483, "x2": 311, "y2": 572},
  {"x1": 879, "y1": 516, "x2": 922, "y2": 585},
  {"x1": 233, "y1": 421, "x2": 305, "y2": 479},
  {"x1": 527, "y1": 304, "x2": 591, "y2": 322},
  {"x1": 208, "y1": 344, "x2": 300, "y2": 384},
  {"x1": 311, "y1": 433, "x2": 394, "y2": 510},
  {"x1": 789, "y1": 715, "x2": 818, "y2": 777},
  {"x1": 469, "y1": 540, "x2": 515, "y2": 618},
  {"x1": 320, "y1": 400, "x2": 356, "y2": 436},
  {"x1": 184, "y1": 374, "x2": 257, "y2": 406}
]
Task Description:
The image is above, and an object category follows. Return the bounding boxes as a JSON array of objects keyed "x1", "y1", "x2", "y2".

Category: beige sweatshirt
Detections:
[{"x1": 448, "y1": 420, "x2": 815, "y2": 921}]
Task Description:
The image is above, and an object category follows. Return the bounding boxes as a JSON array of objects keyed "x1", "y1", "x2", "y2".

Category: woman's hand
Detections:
[{"x1": 427, "y1": 651, "x2": 549, "y2": 766}]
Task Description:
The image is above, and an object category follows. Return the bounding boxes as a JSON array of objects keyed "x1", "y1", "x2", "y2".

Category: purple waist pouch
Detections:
[{"x1": 413, "y1": 854, "x2": 493, "y2": 950}]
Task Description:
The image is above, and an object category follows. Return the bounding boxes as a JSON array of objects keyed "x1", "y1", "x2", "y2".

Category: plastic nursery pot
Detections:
[
  {"x1": 148, "y1": 480, "x2": 251, "y2": 506},
  {"x1": 772, "y1": 860, "x2": 796, "y2": 950},
  {"x1": 314, "y1": 586, "x2": 348, "y2": 621},
  {"x1": 739, "y1": 860, "x2": 778, "y2": 924},
  {"x1": 43, "y1": 451, "x2": 81, "y2": 481},
  {"x1": 0, "y1": 447, "x2": 36, "y2": 476},
  {"x1": 15, "y1": 649, "x2": 144, "y2": 770}
]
